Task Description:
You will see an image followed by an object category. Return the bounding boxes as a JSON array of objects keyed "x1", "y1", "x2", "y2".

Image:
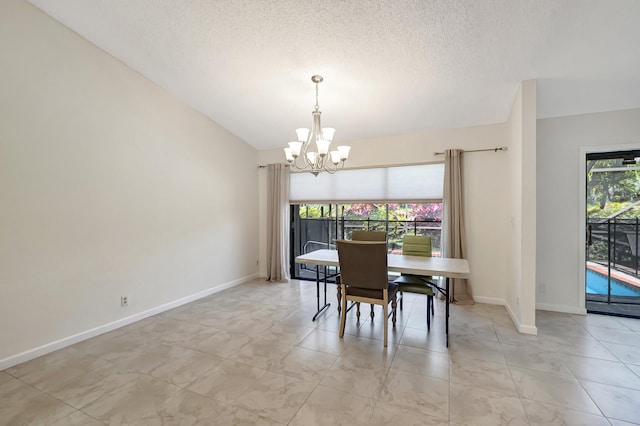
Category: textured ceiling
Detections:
[{"x1": 28, "y1": 0, "x2": 640, "y2": 150}]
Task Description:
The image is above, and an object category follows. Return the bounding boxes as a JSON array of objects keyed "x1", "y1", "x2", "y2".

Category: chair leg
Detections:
[
  {"x1": 383, "y1": 300, "x2": 389, "y2": 347},
  {"x1": 426, "y1": 295, "x2": 432, "y2": 331},
  {"x1": 339, "y1": 284, "x2": 347, "y2": 338},
  {"x1": 399, "y1": 290, "x2": 404, "y2": 310},
  {"x1": 391, "y1": 296, "x2": 397, "y2": 326},
  {"x1": 431, "y1": 293, "x2": 435, "y2": 315},
  {"x1": 370, "y1": 304, "x2": 374, "y2": 320},
  {"x1": 336, "y1": 276, "x2": 342, "y2": 313},
  {"x1": 356, "y1": 302, "x2": 361, "y2": 319}
]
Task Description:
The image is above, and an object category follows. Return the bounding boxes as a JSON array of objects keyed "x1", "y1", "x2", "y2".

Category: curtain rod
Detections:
[{"x1": 433, "y1": 146, "x2": 508, "y2": 155}]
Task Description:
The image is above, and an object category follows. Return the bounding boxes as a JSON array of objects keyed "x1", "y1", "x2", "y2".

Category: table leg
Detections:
[
  {"x1": 445, "y1": 277, "x2": 450, "y2": 347},
  {"x1": 312, "y1": 265, "x2": 331, "y2": 321}
]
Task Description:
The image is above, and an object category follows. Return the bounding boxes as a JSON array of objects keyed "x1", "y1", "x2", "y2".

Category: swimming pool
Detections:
[{"x1": 586, "y1": 270, "x2": 640, "y2": 296}]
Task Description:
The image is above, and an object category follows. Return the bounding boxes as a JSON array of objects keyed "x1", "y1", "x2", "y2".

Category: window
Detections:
[
  {"x1": 289, "y1": 163, "x2": 444, "y2": 280},
  {"x1": 291, "y1": 202, "x2": 442, "y2": 281}
]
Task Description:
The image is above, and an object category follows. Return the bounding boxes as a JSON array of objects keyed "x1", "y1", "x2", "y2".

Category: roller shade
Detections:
[{"x1": 289, "y1": 163, "x2": 444, "y2": 203}]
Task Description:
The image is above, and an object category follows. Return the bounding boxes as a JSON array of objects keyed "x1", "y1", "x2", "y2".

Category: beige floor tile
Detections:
[
  {"x1": 570, "y1": 313, "x2": 629, "y2": 329},
  {"x1": 316, "y1": 309, "x2": 366, "y2": 335},
  {"x1": 134, "y1": 316, "x2": 220, "y2": 344},
  {"x1": 449, "y1": 382, "x2": 527, "y2": 426},
  {"x1": 616, "y1": 317, "x2": 640, "y2": 332},
  {"x1": 6, "y1": 282, "x2": 640, "y2": 426},
  {"x1": 5, "y1": 346, "x2": 110, "y2": 392},
  {"x1": 131, "y1": 388, "x2": 226, "y2": 425},
  {"x1": 390, "y1": 345, "x2": 450, "y2": 381},
  {"x1": 628, "y1": 363, "x2": 640, "y2": 377},
  {"x1": 296, "y1": 328, "x2": 354, "y2": 355},
  {"x1": 608, "y1": 420, "x2": 640, "y2": 426},
  {"x1": 339, "y1": 336, "x2": 397, "y2": 368},
  {"x1": 269, "y1": 347, "x2": 337, "y2": 384},
  {"x1": 289, "y1": 385, "x2": 376, "y2": 426},
  {"x1": 352, "y1": 316, "x2": 406, "y2": 344},
  {"x1": 509, "y1": 367, "x2": 601, "y2": 415},
  {"x1": 603, "y1": 341, "x2": 640, "y2": 365},
  {"x1": 450, "y1": 357, "x2": 517, "y2": 396},
  {"x1": 50, "y1": 410, "x2": 105, "y2": 425},
  {"x1": 565, "y1": 354, "x2": 640, "y2": 390},
  {"x1": 108, "y1": 342, "x2": 196, "y2": 374},
  {"x1": 399, "y1": 326, "x2": 449, "y2": 353},
  {"x1": 147, "y1": 347, "x2": 224, "y2": 387},
  {"x1": 257, "y1": 323, "x2": 316, "y2": 346},
  {"x1": 48, "y1": 363, "x2": 140, "y2": 409},
  {"x1": 369, "y1": 401, "x2": 448, "y2": 426},
  {"x1": 586, "y1": 325, "x2": 640, "y2": 346},
  {"x1": 227, "y1": 336, "x2": 294, "y2": 370},
  {"x1": 501, "y1": 343, "x2": 572, "y2": 375},
  {"x1": 319, "y1": 356, "x2": 390, "y2": 400},
  {"x1": 522, "y1": 334, "x2": 617, "y2": 361},
  {"x1": 0, "y1": 374, "x2": 75, "y2": 426},
  {"x1": 214, "y1": 406, "x2": 284, "y2": 425},
  {"x1": 187, "y1": 359, "x2": 266, "y2": 403},
  {"x1": 536, "y1": 319, "x2": 592, "y2": 341},
  {"x1": 449, "y1": 336, "x2": 507, "y2": 365},
  {"x1": 380, "y1": 368, "x2": 449, "y2": 420},
  {"x1": 181, "y1": 329, "x2": 254, "y2": 358},
  {"x1": 231, "y1": 371, "x2": 316, "y2": 424},
  {"x1": 582, "y1": 381, "x2": 640, "y2": 424},
  {"x1": 79, "y1": 374, "x2": 180, "y2": 424},
  {"x1": 522, "y1": 399, "x2": 610, "y2": 426}
]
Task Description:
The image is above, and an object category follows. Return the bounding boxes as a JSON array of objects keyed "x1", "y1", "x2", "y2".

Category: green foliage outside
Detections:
[
  {"x1": 297, "y1": 203, "x2": 442, "y2": 254},
  {"x1": 587, "y1": 159, "x2": 640, "y2": 219}
]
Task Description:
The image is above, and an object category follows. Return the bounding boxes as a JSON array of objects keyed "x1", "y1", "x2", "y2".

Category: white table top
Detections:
[{"x1": 295, "y1": 249, "x2": 470, "y2": 279}]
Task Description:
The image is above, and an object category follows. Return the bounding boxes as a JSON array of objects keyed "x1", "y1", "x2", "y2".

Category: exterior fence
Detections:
[
  {"x1": 291, "y1": 216, "x2": 441, "y2": 280},
  {"x1": 587, "y1": 218, "x2": 640, "y2": 277}
]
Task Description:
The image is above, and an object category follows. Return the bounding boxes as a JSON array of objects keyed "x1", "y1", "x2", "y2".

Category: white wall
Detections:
[
  {"x1": 537, "y1": 108, "x2": 640, "y2": 313},
  {"x1": 507, "y1": 85, "x2": 523, "y2": 324},
  {"x1": 505, "y1": 81, "x2": 537, "y2": 334},
  {"x1": 258, "y1": 124, "x2": 512, "y2": 305},
  {"x1": 0, "y1": 0, "x2": 259, "y2": 367}
]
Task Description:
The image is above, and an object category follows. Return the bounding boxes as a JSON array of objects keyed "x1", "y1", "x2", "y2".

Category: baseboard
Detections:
[
  {"x1": 472, "y1": 296, "x2": 506, "y2": 305},
  {"x1": 504, "y1": 301, "x2": 538, "y2": 335},
  {"x1": 0, "y1": 274, "x2": 259, "y2": 371},
  {"x1": 536, "y1": 303, "x2": 587, "y2": 315}
]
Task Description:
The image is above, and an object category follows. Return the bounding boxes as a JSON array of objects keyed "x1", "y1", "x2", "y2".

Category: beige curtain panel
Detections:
[
  {"x1": 266, "y1": 164, "x2": 290, "y2": 282},
  {"x1": 442, "y1": 149, "x2": 473, "y2": 304}
]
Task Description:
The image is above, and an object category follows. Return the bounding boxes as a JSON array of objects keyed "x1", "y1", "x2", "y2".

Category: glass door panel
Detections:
[{"x1": 586, "y1": 150, "x2": 640, "y2": 318}]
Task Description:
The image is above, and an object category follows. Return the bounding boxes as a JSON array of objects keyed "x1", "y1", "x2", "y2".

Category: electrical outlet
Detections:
[{"x1": 121, "y1": 296, "x2": 128, "y2": 307}]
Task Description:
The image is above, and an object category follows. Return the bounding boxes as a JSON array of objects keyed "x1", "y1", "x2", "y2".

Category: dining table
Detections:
[{"x1": 295, "y1": 249, "x2": 471, "y2": 346}]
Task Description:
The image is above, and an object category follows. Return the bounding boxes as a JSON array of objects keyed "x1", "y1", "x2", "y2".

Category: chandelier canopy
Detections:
[{"x1": 284, "y1": 75, "x2": 350, "y2": 176}]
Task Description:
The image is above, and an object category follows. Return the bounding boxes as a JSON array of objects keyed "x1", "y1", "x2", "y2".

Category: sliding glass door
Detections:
[
  {"x1": 586, "y1": 150, "x2": 640, "y2": 318},
  {"x1": 290, "y1": 202, "x2": 442, "y2": 281}
]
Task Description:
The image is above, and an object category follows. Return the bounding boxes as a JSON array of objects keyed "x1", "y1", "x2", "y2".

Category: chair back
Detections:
[
  {"x1": 402, "y1": 235, "x2": 432, "y2": 257},
  {"x1": 351, "y1": 230, "x2": 387, "y2": 241},
  {"x1": 336, "y1": 240, "x2": 388, "y2": 290}
]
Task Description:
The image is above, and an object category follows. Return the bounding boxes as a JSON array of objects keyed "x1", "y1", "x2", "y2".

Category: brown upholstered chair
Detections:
[
  {"x1": 350, "y1": 230, "x2": 387, "y2": 319},
  {"x1": 337, "y1": 240, "x2": 398, "y2": 347}
]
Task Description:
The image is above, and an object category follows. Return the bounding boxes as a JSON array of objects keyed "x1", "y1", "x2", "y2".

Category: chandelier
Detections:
[{"x1": 284, "y1": 75, "x2": 350, "y2": 176}]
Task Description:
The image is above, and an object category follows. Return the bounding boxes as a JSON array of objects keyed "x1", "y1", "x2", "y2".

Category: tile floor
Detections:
[{"x1": 2, "y1": 278, "x2": 640, "y2": 425}]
